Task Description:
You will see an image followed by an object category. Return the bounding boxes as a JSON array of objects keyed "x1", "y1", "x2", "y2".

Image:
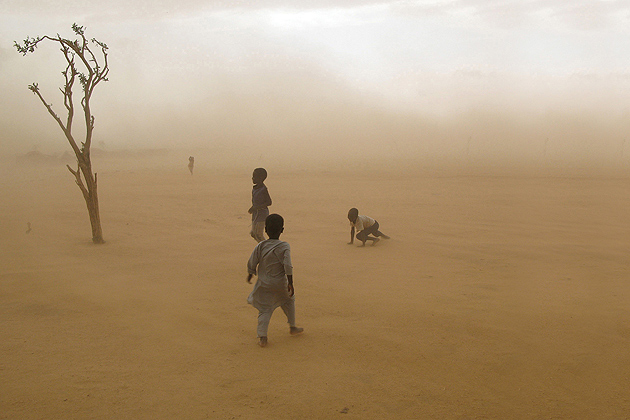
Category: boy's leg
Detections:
[
  {"x1": 372, "y1": 222, "x2": 390, "y2": 239},
  {"x1": 280, "y1": 297, "x2": 296, "y2": 327},
  {"x1": 280, "y1": 297, "x2": 303, "y2": 335},
  {"x1": 249, "y1": 224, "x2": 256, "y2": 240},
  {"x1": 356, "y1": 230, "x2": 367, "y2": 245},
  {"x1": 367, "y1": 222, "x2": 381, "y2": 237},
  {"x1": 356, "y1": 229, "x2": 377, "y2": 246},
  {"x1": 257, "y1": 310, "x2": 273, "y2": 338},
  {"x1": 374, "y1": 229, "x2": 389, "y2": 239},
  {"x1": 250, "y1": 221, "x2": 265, "y2": 242}
]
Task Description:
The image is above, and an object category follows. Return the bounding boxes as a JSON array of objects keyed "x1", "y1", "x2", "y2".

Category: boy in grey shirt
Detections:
[{"x1": 247, "y1": 214, "x2": 303, "y2": 347}]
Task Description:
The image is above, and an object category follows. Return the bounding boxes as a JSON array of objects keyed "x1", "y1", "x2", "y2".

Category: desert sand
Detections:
[{"x1": 1, "y1": 152, "x2": 630, "y2": 419}]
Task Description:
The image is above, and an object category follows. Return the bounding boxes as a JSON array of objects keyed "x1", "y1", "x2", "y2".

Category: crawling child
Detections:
[{"x1": 347, "y1": 208, "x2": 390, "y2": 246}]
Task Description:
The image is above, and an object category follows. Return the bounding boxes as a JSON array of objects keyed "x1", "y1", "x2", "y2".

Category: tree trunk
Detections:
[
  {"x1": 85, "y1": 173, "x2": 104, "y2": 244},
  {"x1": 68, "y1": 157, "x2": 104, "y2": 244}
]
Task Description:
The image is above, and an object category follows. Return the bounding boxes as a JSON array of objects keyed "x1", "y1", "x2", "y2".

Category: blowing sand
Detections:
[{"x1": 1, "y1": 153, "x2": 630, "y2": 419}]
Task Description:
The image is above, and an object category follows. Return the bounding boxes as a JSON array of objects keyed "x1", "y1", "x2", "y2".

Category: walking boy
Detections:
[
  {"x1": 347, "y1": 207, "x2": 390, "y2": 246},
  {"x1": 247, "y1": 214, "x2": 303, "y2": 347},
  {"x1": 248, "y1": 167, "x2": 272, "y2": 242}
]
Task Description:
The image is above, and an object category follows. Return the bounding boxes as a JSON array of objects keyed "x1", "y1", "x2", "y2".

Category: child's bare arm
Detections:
[
  {"x1": 287, "y1": 274, "x2": 294, "y2": 296},
  {"x1": 348, "y1": 226, "x2": 355, "y2": 244}
]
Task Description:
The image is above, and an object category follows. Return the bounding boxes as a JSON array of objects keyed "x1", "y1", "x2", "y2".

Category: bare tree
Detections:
[{"x1": 15, "y1": 24, "x2": 108, "y2": 244}]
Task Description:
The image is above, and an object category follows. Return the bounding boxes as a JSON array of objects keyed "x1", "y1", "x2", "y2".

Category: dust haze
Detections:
[
  {"x1": 2, "y1": 61, "x2": 630, "y2": 172},
  {"x1": 1, "y1": 2, "x2": 629, "y2": 171}
]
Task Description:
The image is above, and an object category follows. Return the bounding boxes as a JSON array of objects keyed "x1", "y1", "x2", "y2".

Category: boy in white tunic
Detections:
[
  {"x1": 246, "y1": 214, "x2": 303, "y2": 347},
  {"x1": 347, "y1": 207, "x2": 390, "y2": 246}
]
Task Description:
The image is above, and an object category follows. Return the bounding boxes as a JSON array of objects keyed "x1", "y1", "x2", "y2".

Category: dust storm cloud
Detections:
[{"x1": 1, "y1": 1, "x2": 629, "y2": 170}]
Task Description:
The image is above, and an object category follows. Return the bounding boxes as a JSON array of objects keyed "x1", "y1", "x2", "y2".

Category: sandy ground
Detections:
[{"x1": 1, "y1": 153, "x2": 630, "y2": 419}]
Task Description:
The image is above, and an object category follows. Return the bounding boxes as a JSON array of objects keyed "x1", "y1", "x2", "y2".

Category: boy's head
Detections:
[
  {"x1": 252, "y1": 167, "x2": 267, "y2": 185},
  {"x1": 265, "y1": 213, "x2": 284, "y2": 239},
  {"x1": 347, "y1": 208, "x2": 359, "y2": 223}
]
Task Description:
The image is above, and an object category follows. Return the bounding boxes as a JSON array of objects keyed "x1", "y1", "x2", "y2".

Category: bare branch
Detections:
[
  {"x1": 66, "y1": 163, "x2": 89, "y2": 200},
  {"x1": 30, "y1": 82, "x2": 82, "y2": 157},
  {"x1": 60, "y1": 44, "x2": 77, "y2": 133}
]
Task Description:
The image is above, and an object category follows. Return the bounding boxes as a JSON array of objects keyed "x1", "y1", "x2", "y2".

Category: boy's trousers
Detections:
[
  {"x1": 250, "y1": 221, "x2": 265, "y2": 242},
  {"x1": 257, "y1": 297, "x2": 296, "y2": 337}
]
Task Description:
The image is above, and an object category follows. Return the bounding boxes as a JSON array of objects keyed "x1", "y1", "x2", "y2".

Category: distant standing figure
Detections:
[
  {"x1": 248, "y1": 167, "x2": 272, "y2": 242},
  {"x1": 247, "y1": 214, "x2": 303, "y2": 347},
  {"x1": 347, "y1": 207, "x2": 390, "y2": 246},
  {"x1": 188, "y1": 156, "x2": 194, "y2": 174}
]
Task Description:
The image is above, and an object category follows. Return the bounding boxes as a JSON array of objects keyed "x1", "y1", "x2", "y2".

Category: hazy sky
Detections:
[{"x1": 1, "y1": 1, "x2": 629, "y2": 165}]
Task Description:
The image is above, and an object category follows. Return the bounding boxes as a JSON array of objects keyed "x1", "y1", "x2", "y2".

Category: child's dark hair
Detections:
[
  {"x1": 253, "y1": 167, "x2": 267, "y2": 181},
  {"x1": 265, "y1": 213, "x2": 284, "y2": 237},
  {"x1": 348, "y1": 208, "x2": 359, "y2": 221}
]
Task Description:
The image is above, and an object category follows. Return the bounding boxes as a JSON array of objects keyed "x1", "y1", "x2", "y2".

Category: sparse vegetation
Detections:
[{"x1": 15, "y1": 24, "x2": 108, "y2": 243}]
